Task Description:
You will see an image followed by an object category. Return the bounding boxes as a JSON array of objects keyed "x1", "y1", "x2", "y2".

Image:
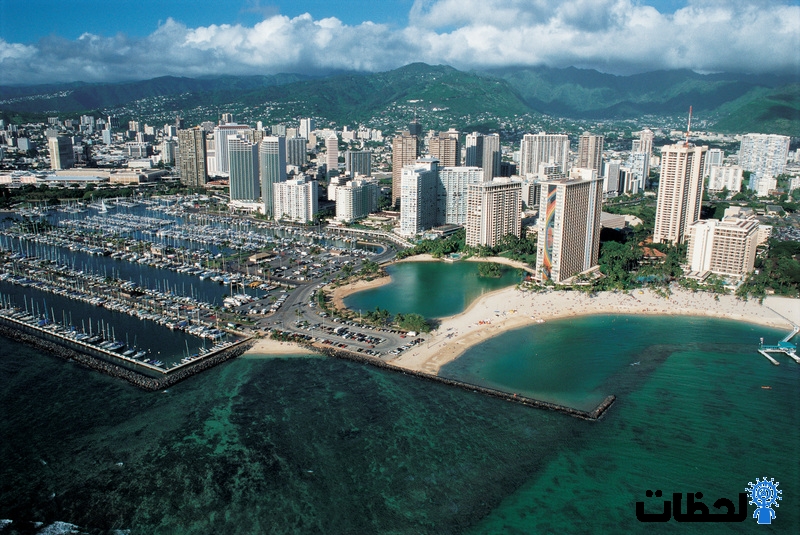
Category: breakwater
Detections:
[
  {"x1": 0, "y1": 318, "x2": 253, "y2": 390},
  {"x1": 270, "y1": 331, "x2": 615, "y2": 421}
]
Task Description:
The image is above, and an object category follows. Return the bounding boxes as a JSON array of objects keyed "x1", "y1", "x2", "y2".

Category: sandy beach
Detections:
[
  {"x1": 464, "y1": 255, "x2": 536, "y2": 274},
  {"x1": 243, "y1": 336, "x2": 317, "y2": 356},
  {"x1": 329, "y1": 275, "x2": 392, "y2": 310},
  {"x1": 390, "y1": 287, "x2": 799, "y2": 375}
]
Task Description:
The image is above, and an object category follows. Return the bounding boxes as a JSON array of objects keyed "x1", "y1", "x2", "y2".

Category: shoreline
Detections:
[
  {"x1": 390, "y1": 287, "x2": 799, "y2": 375},
  {"x1": 243, "y1": 336, "x2": 319, "y2": 356},
  {"x1": 329, "y1": 275, "x2": 393, "y2": 310},
  {"x1": 327, "y1": 254, "x2": 528, "y2": 309}
]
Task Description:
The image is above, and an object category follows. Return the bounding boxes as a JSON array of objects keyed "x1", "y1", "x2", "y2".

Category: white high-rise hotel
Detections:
[
  {"x1": 739, "y1": 133, "x2": 790, "y2": 180},
  {"x1": 273, "y1": 176, "x2": 317, "y2": 223},
  {"x1": 400, "y1": 159, "x2": 440, "y2": 236},
  {"x1": 325, "y1": 135, "x2": 338, "y2": 176},
  {"x1": 520, "y1": 132, "x2": 570, "y2": 176},
  {"x1": 686, "y1": 217, "x2": 759, "y2": 278},
  {"x1": 335, "y1": 179, "x2": 380, "y2": 223},
  {"x1": 438, "y1": 167, "x2": 484, "y2": 225}
]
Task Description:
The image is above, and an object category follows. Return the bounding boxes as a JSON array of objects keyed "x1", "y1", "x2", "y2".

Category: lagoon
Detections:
[{"x1": 343, "y1": 261, "x2": 520, "y2": 318}]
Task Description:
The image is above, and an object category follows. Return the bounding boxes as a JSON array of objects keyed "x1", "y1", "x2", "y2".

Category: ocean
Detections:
[{"x1": 1, "y1": 313, "x2": 797, "y2": 534}]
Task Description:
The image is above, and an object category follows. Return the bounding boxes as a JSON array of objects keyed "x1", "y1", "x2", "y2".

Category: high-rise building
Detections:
[
  {"x1": 48, "y1": 136, "x2": 74, "y2": 170},
  {"x1": 228, "y1": 136, "x2": 260, "y2": 202},
  {"x1": 335, "y1": 179, "x2": 380, "y2": 222},
  {"x1": 577, "y1": 133, "x2": 604, "y2": 173},
  {"x1": 259, "y1": 136, "x2": 287, "y2": 218},
  {"x1": 438, "y1": 167, "x2": 483, "y2": 225},
  {"x1": 708, "y1": 165, "x2": 743, "y2": 194},
  {"x1": 686, "y1": 217, "x2": 759, "y2": 278},
  {"x1": 429, "y1": 129, "x2": 460, "y2": 167},
  {"x1": 128, "y1": 120, "x2": 142, "y2": 133},
  {"x1": 177, "y1": 128, "x2": 208, "y2": 187},
  {"x1": 408, "y1": 118, "x2": 422, "y2": 138},
  {"x1": 400, "y1": 159, "x2": 439, "y2": 236},
  {"x1": 220, "y1": 113, "x2": 234, "y2": 124},
  {"x1": 627, "y1": 151, "x2": 649, "y2": 194},
  {"x1": 482, "y1": 134, "x2": 501, "y2": 181},
  {"x1": 325, "y1": 135, "x2": 338, "y2": 176},
  {"x1": 273, "y1": 176, "x2": 318, "y2": 223},
  {"x1": 639, "y1": 128, "x2": 654, "y2": 159},
  {"x1": 465, "y1": 132, "x2": 484, "y2": 168},
  {"x1": 213, "y1": 124, "x2": 252, "y2": 175},
  {"x1": 603, "y1": 159, "x2": 622, "y2": 195},
  {"x1": 392, "y1": 131, "x2": 419, "y2": 207},
  {"x1": 344, "y1": 150, "x2": 372, "y2": 177},
  {"x1": 653, "y1": 144, "x2": 708, "y2": 245},
  {"x1": 465, "y1": 178, "x2": 522, "y2": 248},
  {"x1": 703, "y1": 148, "x2": 724, "y2": 177},
  {"x1": 286, "y1": 137, "x2": 307, "y2": 167},
  {"x1": 80, "y1": 115, "x2": 95, "y2": 131},
  {"x1": 535, "y1": 173, "x2": 603, "y2": 283},
  {"x1": 520, "y1": 132, "x2": 570, "y2": 176},
  {"x1": 299, "y1": 118, "x2": 315, "y2": 141},
  {"x1": 16, "y1": 138, "x2": 31, "y2": 152},
  {"x1": 161, "y1": 139, "x2": 176, "y2": 165},
  {"x1": 102, "y1": 129, "x2": 113, "y2": 145},
  {"x1": 738, "y1": 133, "x2": 790, "y2": 180}
]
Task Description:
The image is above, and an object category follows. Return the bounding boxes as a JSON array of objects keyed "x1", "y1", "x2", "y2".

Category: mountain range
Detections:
[{"x1": 1, "y1": 64, "x2": 797, "y2": 136}]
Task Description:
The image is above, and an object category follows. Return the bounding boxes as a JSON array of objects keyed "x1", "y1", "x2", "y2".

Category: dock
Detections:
[
  {"x1": 0, "y1": 306, "x2": 253, "y2": 390},
  {"x1": 758, "y1": 323, "x2": 800, "y2": 365}
]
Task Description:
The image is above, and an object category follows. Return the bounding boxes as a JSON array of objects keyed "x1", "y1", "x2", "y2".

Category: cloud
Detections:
[{"x1": 0, "y1": 0, "x2": 798, "y2": 85}]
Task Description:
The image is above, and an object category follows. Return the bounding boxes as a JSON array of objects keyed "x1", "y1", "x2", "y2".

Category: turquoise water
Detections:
[
  {"x1": 1, "y1": 314, "x2": 798, "y2": 533},
  {"x1": 343, "y1": 261, "x2": 520, "y2": 318}
]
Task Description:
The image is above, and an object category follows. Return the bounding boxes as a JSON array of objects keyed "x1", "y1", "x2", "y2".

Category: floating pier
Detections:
[
  {"x1": 758, "y1": 324, "x2": 800, "y2": 365},
  {"x1": 0, "y1": 308, "x2": 253, "y2": 390}
]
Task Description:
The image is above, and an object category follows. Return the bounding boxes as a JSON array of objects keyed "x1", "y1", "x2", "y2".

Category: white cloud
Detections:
[{"x1": 0, "y1": 1, "x2": 797, "y2": 85}]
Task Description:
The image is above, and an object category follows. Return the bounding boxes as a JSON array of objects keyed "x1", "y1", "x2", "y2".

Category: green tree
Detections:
[{"x1": 395, "y1": 313, "x2": 431, "y2": 333}]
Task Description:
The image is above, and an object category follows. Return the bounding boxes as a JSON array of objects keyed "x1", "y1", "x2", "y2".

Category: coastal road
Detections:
[{"x1": 252, "y1": 242, "x2": 420, "y2": 359}]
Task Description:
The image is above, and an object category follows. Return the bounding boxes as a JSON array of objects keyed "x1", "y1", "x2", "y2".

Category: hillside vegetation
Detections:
[{"x1": 1, "y1": 64, "x2": 797, "y2": 135}]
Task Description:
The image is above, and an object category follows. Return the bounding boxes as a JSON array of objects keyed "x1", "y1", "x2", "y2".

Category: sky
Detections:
[{"x1": 0, "y1": 0, "x2": 798, "y2": 85}]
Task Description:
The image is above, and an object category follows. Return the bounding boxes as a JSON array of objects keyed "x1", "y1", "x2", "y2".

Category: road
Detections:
[{"x1": 251, "y1": 240, "x2": 422, "y2": 360}]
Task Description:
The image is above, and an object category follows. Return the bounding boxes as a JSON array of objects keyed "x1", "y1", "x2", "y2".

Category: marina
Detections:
[
  {"x1": 0, "y1": 297, "x2": 252, "y2": 390},
  {"x1": 0, "y1": 198, "x2": 387, "y2": 388}
]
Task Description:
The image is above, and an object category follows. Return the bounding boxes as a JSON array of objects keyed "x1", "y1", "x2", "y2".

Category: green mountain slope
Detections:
[
  {"x1": 235, "y1": 63, "x2": 531, "y2": 124},
  {"x1": 713, "y1": 84, "x2": 800, "y2": 137},
  {"x1": 484, "y1": 66, "x2": 796, "y2": 118},
  {"x1": 0, "y1": 74, "x2": 311, "y2": 114},
  {"x1": 1, "y1": 64, "x2": 797, "y2": 135}
]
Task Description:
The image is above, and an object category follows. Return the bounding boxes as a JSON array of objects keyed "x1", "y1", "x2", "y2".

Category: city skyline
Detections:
[{"x1": 1, "y1": 0, "x2": 798, "y2": 85}]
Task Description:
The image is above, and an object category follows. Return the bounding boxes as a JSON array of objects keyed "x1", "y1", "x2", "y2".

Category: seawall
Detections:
[
  {"x1": 304, "y1": 339, "x2": 615, "y2": 421},
  {"x1": 0, "y1": 319, "x2": 253, "y2": 391}
]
